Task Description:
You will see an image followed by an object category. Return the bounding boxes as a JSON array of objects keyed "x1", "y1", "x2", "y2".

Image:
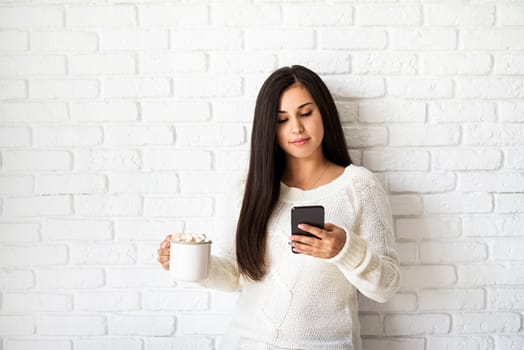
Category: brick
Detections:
[
  {"x1": 388, "y1": 195, "x2": 422, "y2": 216},
  {"x1": 70, "y1": 241, "x2": 136, "y2": 265},
  {"x1": 335, "y1": 102, "x2": 358, "y2": 123},
  {"x1": 37, "y1": 174, "x2": 106, "y2": 195},
  {"x1": 210, "y1": 290, "x2": 239, "y2": 313},
  {"x1": 420, "y1": 289, "x2": 485, "y2": 311},
  {"x1": 388, "y1": 78, "x2": 453, "y2": 98},
  {"x1": 109, "y1": 172, "x2": 178, "y2": 194},
  {"x1": 389, "y1": 125, "x2": 460, "y2": 146},
  {"x1": 211, "y1": 52, "x2": 276, "y2": 73},
  {"x1": 458, "y1": 264, "x2": 524, "y2": 286},
  {"x1": 145, "y1": 337, "x2": 214, "y2": 350},
  {"x1": 459, "y1": 171, "x2": 524, "y2": 192},
  {"x1": 356, "y1": 4, "x2": 421, "y2": 25},
  {"x1": 212, "y1": 4, "x2": 281, "y2": 26},
  {"x1": 145, "y1": 149, "x2": 212, "y2": 170},
  {"x1": 420, "y1": 53, "x2": 492, "y2": 75},
  {"x1": 3, "y1": 292, "x2": 72, "y2": 312},
  {"x1": 0, "y1": 223, "x2": 39, "y2": 242},
  {"x1": 396, "y1": 217, "x2": 461, "y2": 240},
  {"x1": 0, "y1": 269, "x2": 34, "y2": 289},
  {"x1": 358, "y1": 100, "x2": 424, "y2": 123},
  {"x1": 100, "y1": 30, "x2": 168, "y2": 50},
  {"x1": 389, "y1": 172, "x2": 455, "y2": 193},
  {"x1": 279, "y1": 52, "x2": 350, "y2": 75},
  {"x1": 107, "y1": 267, "x2": 173, "y2": 288},
  {"x1": 425, "y1": 4, "x2": 494, "y2": 25},
  {"x1": 495, "y1": 54, "x2": 524, "y2": 75},
  {"x1": 464, "y1": 215, "x2": 524, "y2": 236},
  {"x1": 139, "y1": 4, "x2": 207, "y2": 26},
  {"x1": 0, "y1": 127, "x2": 31, "y2": 147},
  {"x1": 352, "y1": 53, "x2": 417, "y2": 75},
  {"x1": 358, "y1": 292, "x2": 417, "y2": 313},
  {"x1": 74, "y1": 194, "x2": 142, "y2": 217},
  {"x1": 76, "y1": 338, "x2": 142, "y2": 350},
  {"x1": 488, "y1": 288, "x2": 524, "y2": 310},
  {"x1": 140, "y1": 52, "x2": 205, "y2": 74},
  {"x1": 0, "y1": 245, "x2": 67, "y2": 266},
  {"x1": 71, "y1": 102, "x2": 137, "y2": 122},
  {"x1": 0, "y1": 55, "x2": 65, "y2": 76},
  {"x1": 463, "y1": 29, "x2": 524, "y2": 50},
  {"x1": 400, "y1": 265, "x2": 456, "y2": 289},
  {"x1": 492, "y1": 238, "x2": 524, "y2": 261},
  {"x1": 390, "y1": 29, "x2": 457, "y2": 50},
  {"x1": 143, "y1": 290, "x2": 209, "y2": 311},
  {"x1": 454, "y1": 312, "x2": 521, "y2": 333},
  {"x1": 32, "y1": 31, "x2": 97, "y2": 52},
  {"x1": 176, "y1": 125, "x2": 245, "y2": 147},
  {"x1": 38, "y1": 315, "x2": 106, "y2": 335},
  {"x1": 245, "y1": 28, "x2": 315, "y2": 49},
  {"x1": 420, "y1": 241, "x2": 488, "y2": 263},
  {"x1": 0, "y1": 175, "x2": 34, "y2": 195},
  {"x1": 343, "y1": 126, "x2": 387, "y2": 148},
  {"x1": 177, "y1": 314, "x2": 231, "y2": 335},
  {"x1": 142, "y1": 101, "x2": 209, "y2": 122},
  {"x1": 433, "y1": 148, "x2": 502, "y2": 170},
  {"x1": 497, "y1": 336, "x2": 524, "y2": 350},
  {"x1": 104, "y1": 77, "x2": 171, "y2": 98},
  {"x1": 0, "y1": 6, "x2": 63, "y2": 27},
  {"x1": 30, "y1": 79, "x2": 99, "y2": 99},
  {"x1": 74, "y1": 149, "x2": 141, "y2": 171},
  {"x1": 171, "y1": 28, "x2": 241, "y2": 50},
  {"x1": 458, "y1": 78, "x2": 524, "y2": 98},
  {"x1": 145, "y1": 197, "x2": 213, "y2": 217},
  {"x1": 0, "y1": 80, "x2": 26, "y2": 99},
  {"x1": 34, "y1": 127, "x2": 102, "y2": 147},
  {"x1": 44, "y1": 219, "x2": 112, "y2": 240},
  {"x1": 498, "y1": 4, "x2": 524, "y2": 25},
  {"x1": 108, "y1": 315, "x2": 174, "y2": 336},
  {"x1": 214, "y1": 151, "x2": 249, "y2": 171},
  {"x1": 0, "y1": 31, "x2": 29, "y2": 51},
  {"x1": 179, "y1": 173, "x2": 240, "y2": 194},
  {"x1": 363, "y1": 149, "x2": 429, "y2": 171},
  {"x1": 464, "y1": 124, "x2": 524, "y2": 146},
  {"x1": 71, "y1": 54, "x2": 135, "y2": 75},
  {"x1": 359, "y1": 314, "x2": 382, "y2": 336},
  {"x1": 0, "y1": 102, "x2": 68, "y2": 123},
  {"x1": 37, "y1": 268, "x2": 105, "y2": 289},
  {"x1": 0, "y1": 315, "x2": 35, "y2": 335},
  {"x1": 115, "y1": 219, "x2": 184, "y2": 241},
  {"x1": 385, "y1": 314, "x2": 451, "y2": 336},
  {"x1": 66, "y1": 5, "x2": 136, "y2": 27},
  {"x1": 423, "y1": 192, "x2": 492, "y2": 214},
  {"x1": 495, "y1": 195, "x2": 524, "y2": 213},
  {"x1": 427, "y1": 336, "x2": 494, "y2": 350},
  {"x1": 174, "y1": 75, "x2": 241, "y2": 98},
  {"x1": 499, "y1": 101, "x2": 524, "y2": 122},
  {"x1": 428, "y1": 101, "x2": 496, "y2": 122},
  {"x1": 75, "y1": 291, "x2": 140, "y2": 311},
  {"x1": 211, "y1": 99, "x2": 254, "y2": 122},
  {"x1": 362, "y1": 338, "x2": 425, "y2": 350},
  {"x1": 284, "y1": 4, "x2": 352, "y2": 26},
  {"x1": 319, "y1": 28, "x2": 386, "y2": 49},
  {"x1": 326, "y1": 76, "x2": 385, "y2": 98},
  {"x1": 5, "y1": 195, "x2": 71, "y2": 216},
  {"x1": 105, "y1": 126, "x2": 173, "y2": 146},
  {"x1": 4, "y1": 339, "x2": 72, "y2": 350}
]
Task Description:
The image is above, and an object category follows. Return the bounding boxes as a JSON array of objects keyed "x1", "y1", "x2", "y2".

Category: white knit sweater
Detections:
[{"x1": 202, "y1": 165, "x2": 400, "y2": 350}]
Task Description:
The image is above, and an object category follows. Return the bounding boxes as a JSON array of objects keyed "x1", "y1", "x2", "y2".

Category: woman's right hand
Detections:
[{"x1": 157, "y1": 234, "x2": 172, "y2": 270}]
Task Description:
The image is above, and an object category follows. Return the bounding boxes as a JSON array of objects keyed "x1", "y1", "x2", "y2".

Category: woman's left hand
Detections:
[{"x1": 289, "y1": 223, "x2": 346, "y2": 259}]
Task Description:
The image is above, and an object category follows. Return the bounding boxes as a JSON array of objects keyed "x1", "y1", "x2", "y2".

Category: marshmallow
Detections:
[{"x1": 171, "y1": 233, "x2": 210, "y2": 244}]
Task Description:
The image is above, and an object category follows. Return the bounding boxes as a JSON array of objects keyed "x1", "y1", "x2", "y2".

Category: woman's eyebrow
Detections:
[{"x1": 278, "y1": 102, "x2": 313, "y2": 114}]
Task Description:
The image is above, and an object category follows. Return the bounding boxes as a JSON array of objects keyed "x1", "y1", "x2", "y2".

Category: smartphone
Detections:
[{"x1": 291, "y1": 205, "x2": 324, "y2": 253}]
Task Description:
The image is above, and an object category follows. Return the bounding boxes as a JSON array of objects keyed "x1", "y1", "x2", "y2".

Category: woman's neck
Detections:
[{"x1": 282, "y1": 157, "x2": 331, "y2": 190}]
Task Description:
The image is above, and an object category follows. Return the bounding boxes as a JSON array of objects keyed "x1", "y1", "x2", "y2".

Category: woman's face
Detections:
[{"x1": 276, "y1": 83, "x2": 324, "y2": 162}]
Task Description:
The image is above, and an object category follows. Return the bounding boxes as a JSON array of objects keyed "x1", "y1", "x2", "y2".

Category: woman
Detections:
[{"x1": 158, "y1": 65, "x2": 400, "y2": 350}]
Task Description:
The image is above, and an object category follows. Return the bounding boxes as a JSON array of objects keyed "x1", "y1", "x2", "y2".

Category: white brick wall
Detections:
[{"x1": 0, "y1": 1, "x2": 523, "y2": 349}]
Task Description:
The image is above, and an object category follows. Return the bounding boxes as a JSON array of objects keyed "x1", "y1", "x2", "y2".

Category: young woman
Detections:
[{"x1": 158, "y1": 65, "x2": 400, "y2": 350}]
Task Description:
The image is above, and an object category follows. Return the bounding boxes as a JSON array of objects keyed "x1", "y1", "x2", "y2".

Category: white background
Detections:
[{"x1": 0, "y1": 1, "x2": 523, "y2": 349}]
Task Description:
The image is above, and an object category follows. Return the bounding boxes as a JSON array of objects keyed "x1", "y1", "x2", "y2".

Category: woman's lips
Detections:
[{"x1": 290, "y1": 137, "x2": 310, "y2": 146}]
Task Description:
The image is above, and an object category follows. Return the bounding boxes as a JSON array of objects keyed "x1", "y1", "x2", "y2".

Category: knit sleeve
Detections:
[
  {"x1": 199, "y1": 179, "x2": 243, "y2": 292},
  {"x1": 326, "y1": 172, "x2": 400, "y2": 303}
]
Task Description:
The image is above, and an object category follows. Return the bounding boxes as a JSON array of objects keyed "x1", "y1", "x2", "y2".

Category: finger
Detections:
[
  {"x1": 297, "y1": 224, "x2": 326, "y2": 239},
  {"x1": 160, "y1": 237, "x2": 171, "y2": 249},
  {"x1": 157, "y1": 255, "x2": 169, "y2": 264},
  {"x1": 290, "y1": 235, "x2": 317, "y2": 247},
  {"x1": 157, "y1": 248, "x2": 171, "y2": 256}
]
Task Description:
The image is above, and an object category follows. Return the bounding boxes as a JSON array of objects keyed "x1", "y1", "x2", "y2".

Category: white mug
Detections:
[{"x1": 169, "y1": 240, "x2": 212, "y2": 281}]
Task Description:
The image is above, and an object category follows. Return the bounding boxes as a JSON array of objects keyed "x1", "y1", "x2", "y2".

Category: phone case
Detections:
[{"x1": 291, "y1": 206, "x2": 324, "y2": 253}]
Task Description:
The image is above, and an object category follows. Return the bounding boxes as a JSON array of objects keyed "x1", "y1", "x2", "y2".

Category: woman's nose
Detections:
[{"x1": 290, "y1": 116, "x2": 304, "y2": 134}]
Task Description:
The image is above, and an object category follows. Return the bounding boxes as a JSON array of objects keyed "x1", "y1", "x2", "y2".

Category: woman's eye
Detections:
[
  {"x1": 278, "y1": 118, "x2": 288, "y2": 124},
  {"x1": 300, "y1": 111, "x2": 313, "y2": 117}
]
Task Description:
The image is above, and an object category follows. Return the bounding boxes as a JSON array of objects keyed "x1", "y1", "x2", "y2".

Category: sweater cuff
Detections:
[{"x1": 325, "y1": 229, "x2": 367, "y2": 271}]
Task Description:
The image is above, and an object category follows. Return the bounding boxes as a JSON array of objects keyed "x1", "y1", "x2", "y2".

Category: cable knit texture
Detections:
[{"x1": 202, "y1": 165, "x2": 400, "y2": 350}]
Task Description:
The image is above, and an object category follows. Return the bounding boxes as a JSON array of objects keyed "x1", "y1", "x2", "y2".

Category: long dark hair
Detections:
[{"x1": 236, "y1": 65, "x2": 351, "y2": 281}]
